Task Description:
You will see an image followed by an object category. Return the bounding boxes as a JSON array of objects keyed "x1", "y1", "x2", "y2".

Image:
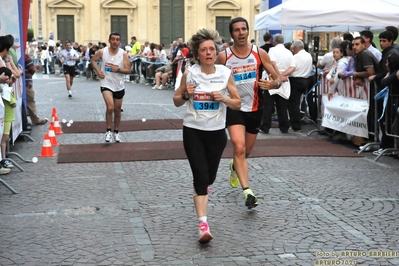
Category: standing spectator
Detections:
[
  {"x1": 173, "y1": 28, "x2": 241, "y2": 243},
  {"x1": 352, "y1": 37, "x2": 379, "y2": 87},
  {"x1": 317, "y1": 37, "x2": 342, "y2": 76},
  {"x1": 282, "y1": 40, "x2": 313, "y2": 132},
  {"x1": 385, "y1": 26, "x2": 399, "y2": 51},
  {"x1": 327, "y1": 45, "x2": 349, "y2": 100},
  {"x1": 40, "y1": 45, "x2": 49, "y2": 74},
  {"x1": 217, "y1": 17, "x2": 281, "y2": 209},
  {"x1": 60, "y1": 41, "x2": 80, "y2": 97},
  {"x1": 130, "y1": 36, "x2": 141, "y2": 75},
  {"x1": 368, "y1": 31, "x2": 399, "y2": 155},
  {"x1": 360, "y1": 30, "x2": 382, "y2": 62},
  {"x1": 260, "y1": 32, "x2": 273, "y2": 53},
  {"x1": 24, "y1": 53, "x2": 48, "y2": 125},
  {"x1": 259, "y1": 34, "x2": 292, "y2": 134},
  {"x1": 91, "y1": 32, "x2": 131, "y2": 143},
  {"x1": 352, "y1": 36, "x2": 380, "y2": 137}
]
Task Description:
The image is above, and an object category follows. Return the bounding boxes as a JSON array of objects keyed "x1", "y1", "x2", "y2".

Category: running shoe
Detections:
[
  {"x1": 243, "y1": 188, "x2": 258, "y2": 209},
  {"x1": 114, "y1": 133, "x2": 121, "y2": 143},
  {"x1": 0, "y1": 167, "x2": 10, "y2": 175},
  {"x1": 229, "y1": 159, "x2": 240, "y2": 188},
  {"x1": 1, "y1": 160, "x2": 13, "y2": 169},
  {"x1": 105, "y1": 131, "x2": 113, "y2": 143},
  {"x1": 198, "y1": 221, "x2": 213, "y2": 243},
  {"x1": 68, "y1": 90, "x2": 72, "y2": 98}
]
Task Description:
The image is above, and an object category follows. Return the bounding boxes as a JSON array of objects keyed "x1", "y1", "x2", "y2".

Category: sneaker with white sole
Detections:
[
  {"x1": 229, "y1": 159, "x2": 240, "y2": 188},
  {"x1": 0, "y1": 167, "x2": 10, "y2": 175},
  {"x1": 68, "y1": 90, "x2": 72, "y2": 98},
  {"x1": 152, "y1": 85, "x2": 158, "y2": 90},
  {"x1": 105, "y1": 131, "x2": 113, "y2": 143},
  {"x1": 373, "y1": 148, "x2": 391, "y2": 156},
  {"x1": 114, "y1": 133, "x2": 121, "y2": 143},
  {"x1": 198, "y1": 221, "x2": 213, "y2": 243},
  {"x1": 1, "y1": 160, "x2": 14, "y2": 169},
  {"x1": 158, "y1": 85, "x2": 163, "y2": 90},
  {"x1": 243, "y1": 188, "x2": 258, "y2": 209}
]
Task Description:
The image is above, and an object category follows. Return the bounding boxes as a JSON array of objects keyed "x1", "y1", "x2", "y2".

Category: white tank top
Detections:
[
  {"x1": 183, "y1": 64, "x2": 231, "y2": 131},
  {"x1": 100, "y1": 47, "x2": 125, "y2": 91},
  {"x1": 224, "y1": 45, "x2": 262, "y2": 112}
]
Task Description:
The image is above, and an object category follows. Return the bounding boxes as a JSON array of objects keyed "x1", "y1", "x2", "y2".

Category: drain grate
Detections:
[{"x1": 65, "y1": 206, "x2": 100, "y2": 215}]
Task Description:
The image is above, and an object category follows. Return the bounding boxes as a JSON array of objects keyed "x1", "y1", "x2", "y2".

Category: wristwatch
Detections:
[
  {"x1": 116, "y1": 67, "x2": 120, "y2": 73},
  {"x1": 181, "y1": 92, "x2": 190, "y2": 101}
]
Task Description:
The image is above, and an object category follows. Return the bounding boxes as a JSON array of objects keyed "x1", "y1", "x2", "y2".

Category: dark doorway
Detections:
[
  {"x1": 57, "y1": 15, "x2": 74, "y2": 43},
  {"x1": 216, "y1": 16, "x2": 231, "y2": 42},
  {"x1": 111, "y1": 16, "x2": 128, "y2": 46},
  {"x1": 160, "y1": 0, "x2": 185, "y2": 45}
]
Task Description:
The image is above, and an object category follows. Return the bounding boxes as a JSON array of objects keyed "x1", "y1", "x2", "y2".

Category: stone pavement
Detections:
[{"x1": 0, "y1": 73, "x2": 399, "y2": 266}]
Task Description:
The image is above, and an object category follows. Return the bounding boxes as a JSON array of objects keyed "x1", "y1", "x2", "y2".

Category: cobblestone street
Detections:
[{"x1": 0, "y1": 74, "x2": 398, "y2": 265}]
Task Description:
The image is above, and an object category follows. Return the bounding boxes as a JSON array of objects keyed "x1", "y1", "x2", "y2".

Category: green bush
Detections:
[{"x1": 27, "y1": 29, "x2": 34, "y2": 42}]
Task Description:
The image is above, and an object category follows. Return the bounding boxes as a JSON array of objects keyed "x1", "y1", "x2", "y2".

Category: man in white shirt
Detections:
[
  {"x1": 360, "y1": 30, "x2": 382, "y2": 62},
  {"x1": 281, "y1": 40, "x2": 313, "y2": 132},
  {"x1": 259, "y1": 34, "x2": 293, "y2": 134}
]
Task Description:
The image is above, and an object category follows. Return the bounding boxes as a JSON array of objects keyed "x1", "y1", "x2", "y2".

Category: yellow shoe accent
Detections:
[{"x1": 229, "y1": 159, "x2": 240, "y2": 188}]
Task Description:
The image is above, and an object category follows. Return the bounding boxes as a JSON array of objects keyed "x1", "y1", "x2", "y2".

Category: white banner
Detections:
[
  {"x1": 0, "y1": 0, "x2": 24, "y2": 143},
  {"x1": 11, "y1": 67, "x2": 23, "y2": 143},
  {"x1": 321, "y1": 95, "x2": 369, "y2": 138}
]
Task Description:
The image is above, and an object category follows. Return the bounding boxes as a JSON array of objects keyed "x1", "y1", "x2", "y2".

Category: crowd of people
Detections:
[{"x1": 6, "y1": 19, "x2": 399, "y2": 244}]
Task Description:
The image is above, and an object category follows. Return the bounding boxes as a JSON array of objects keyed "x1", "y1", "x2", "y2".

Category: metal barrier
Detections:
[
  {"x1": 140, "y1": 58, "x2": 166, "y2": 85},
  {"x1": 309, "y1": 76, "x2": 380, "y2": 147},
  {"x1": 373, "y1": 85, "x2": 399, "y2": 161}
]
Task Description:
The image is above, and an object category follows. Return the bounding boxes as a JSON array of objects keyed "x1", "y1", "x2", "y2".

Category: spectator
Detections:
[
  {"x1": 360, "y1": 30, "x2": 382, "y2": 62},
  {"x1": 24, "y1": 53, "x2": 48, "y2": 125},
  {"x1": 260, "y1": 32, "x2": 273, "y2": 53},
  {"x1": 40, "y1": 45, "x2": 49, "y2": 74},
  {"x1": 327, "y1": 45, "x2": 349, "y2": 100},
  {"x1": 259, "y1": 34, "x2": 292, "y2": 134},
  {"x1": 338, "y1": 40, "x2": 355, "y2": 79},
  {"x1": 343, "y1": 32, "x2": 354, "y2": 42},
  {"x1": 385, "y1": 26, "x2": 399, "y2": 51},
  {"x1": 282, "y1": 40, "x2": 313, "y2": 132},
  {"x1": 152, "y1": 62, "x2": 172, "y2": 90},
  {"x1": 369, "y1": 31, "x2": 399, "y2": 156},
  {"x1": 317, "y1": 36, "x2": 342, "y2": 76}
]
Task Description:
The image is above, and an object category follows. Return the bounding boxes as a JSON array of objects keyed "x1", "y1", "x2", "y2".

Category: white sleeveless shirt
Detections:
[
  {"x1": 183, "y1": 64, "x2": 231, "y2": 131},
  {"x1": 224, "y1": 45, "x2": 262, "y2": 112},
  {"x1": 100, "y1": 47, "x2": 125, "y2": 91}
]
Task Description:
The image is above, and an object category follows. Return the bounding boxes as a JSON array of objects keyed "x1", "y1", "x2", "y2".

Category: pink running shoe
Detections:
[{"x1": 198, "y1": 221, "x2": 213, "y2": 243}]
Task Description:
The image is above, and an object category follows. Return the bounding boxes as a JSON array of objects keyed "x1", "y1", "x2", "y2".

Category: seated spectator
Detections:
[{"x1": 152, "y1": 62, "x2": 172, "y2": 90}]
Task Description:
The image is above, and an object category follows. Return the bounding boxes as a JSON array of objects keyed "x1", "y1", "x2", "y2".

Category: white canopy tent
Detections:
[{"x1": 254, "y1": 0, "x2": 399, "y2": 31}]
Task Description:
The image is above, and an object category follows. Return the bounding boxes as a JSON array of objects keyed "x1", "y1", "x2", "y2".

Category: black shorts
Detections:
[
  {"x1": 63, "y1": 65, "x2": 76, "y2": 76},
  {"x1": 100, "y1": 87, "x2": 125, "y2": 99},
  {"x1": 226, "y1": 108, "x2": 263, "y2": 134}
]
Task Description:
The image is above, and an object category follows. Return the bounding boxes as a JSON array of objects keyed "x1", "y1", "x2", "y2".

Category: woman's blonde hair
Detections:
[{"x1": 188, "y1": 28, "x2": 221, "y2": 64}]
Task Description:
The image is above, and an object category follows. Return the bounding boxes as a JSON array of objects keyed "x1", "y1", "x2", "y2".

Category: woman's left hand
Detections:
[{"x1": 210, "y1": 91, "x2": 225, "y2": 102}]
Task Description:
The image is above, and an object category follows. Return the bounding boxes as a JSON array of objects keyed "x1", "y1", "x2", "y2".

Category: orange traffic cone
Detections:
[
  {"x1": 51, "y1": 107, "x2": 57, "y2": 122},
  {"x1": 39, "y1": 133, "x2": 56, "y2": 157},
  {"x1": 48, "y1": 122, "x2": 59, "y2": 146},
  {"x1": 53, "y1": 116, "x2": 63, "y2": 134}
]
